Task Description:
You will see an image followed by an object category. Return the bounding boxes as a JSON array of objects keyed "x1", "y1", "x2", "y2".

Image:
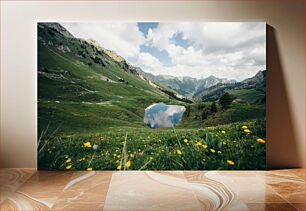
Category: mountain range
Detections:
[
  {"x1": 81, "y1": 30, "x2": 266, "y2": 100},
  {"x1": 38, "y1": 22, "x2": 266, "y2": 133}
]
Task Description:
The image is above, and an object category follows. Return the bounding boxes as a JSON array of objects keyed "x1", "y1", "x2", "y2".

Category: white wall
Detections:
[{"x1": 1, "y1": 0, "x2": 304, "y2": 168}]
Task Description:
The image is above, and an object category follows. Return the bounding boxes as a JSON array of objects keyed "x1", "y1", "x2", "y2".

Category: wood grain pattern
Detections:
[{"x1": 0, "y1": 169, "x2": 304, "y2": 210}]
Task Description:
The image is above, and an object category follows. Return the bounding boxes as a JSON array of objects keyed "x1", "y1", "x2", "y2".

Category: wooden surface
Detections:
[{"x1": 0, "y1": 169, "x2": 304, "y2": 210}]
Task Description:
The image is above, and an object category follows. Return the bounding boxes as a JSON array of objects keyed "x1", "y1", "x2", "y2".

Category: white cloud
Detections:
[
  {"x1": 167, "y1": 44, "x2": 205, "y2": 66},
  {"x1": 60, "y1": 22, "x2": 266, "y2": 81},
  {"x1": 136, "y1": 47, "x2": 265, "y2": 81},
  {"x1": 61, "y1": 22, "x2": 145, "y2": 58},
  {"x1": 144, "y1": 22, "x2": 266, "y2": 81},
  {"x1": 136, "y1": 52, "x2": 164, "y2": 74}
]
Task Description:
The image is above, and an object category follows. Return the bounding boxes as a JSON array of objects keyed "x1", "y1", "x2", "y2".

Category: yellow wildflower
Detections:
[
  {"x1": 177, "y1": 149, "x2": 182, "y2": 155},
  {"x1": 66, "y1": 158, "x2": 71, "y2": 163},
  {"x1": 83, "y1": 142, "x2": 92, "y2": 148},
  {"x1": 256, "y1": 138, "x2": 266, "y2": 143},
  {"x1": 210, "y1": 149, "x2": 216, "y2": 153},
  {"x1": 125, "y1": 160, "x2": 131, "y2": 168},
  {"x1": 196, "y1": 141, "x2": 202, "y2": 146},
  {"x1": 242, "y1": 125, "x2": 248, "y2": 129},
  {"x1": 66, "y1": 165, "x2": 72, "y2": 170},
  {"x1": 116, "y1": 160, "x2": 119, "y2": 163},
  {"x1": 117, "y1": 165, "x2": 122, "y2": 170},
  {"x1": 184, "y1": 139, "x2": 188, "y2": 143},
  {"x1": 227, "y1": 160, "x2": 235, "y2": 165},
  {"x1": 244, "y1": 129, "x2": 251, "y2": 133},
  {"x1": 222, "y1": 141, "x2": 227, "y2": 145},
  {"x1": 217, "y1": 151, "x2": 222, "y2": 154},
  {"x1": 87, "y1": 168, "x2": 93, "y2": 171},
  {"x1": 221, "y1": 130, "x2": 226, "y2": 134},
  {"x1": 79, "y1": 157, "x2": 86, "y2": 161},
  {"x1": 150, "y1": 157, "x2": 153, "y2": 160},
  {"x1": 117, "y1": 155, "x2": 121, "y2": 158},
  {"x1": 202, "y1": 144, "x2": 208, "y2": 149},
  {"x1": 113, "y1": 153, "x2": 117, "y2": 157}
]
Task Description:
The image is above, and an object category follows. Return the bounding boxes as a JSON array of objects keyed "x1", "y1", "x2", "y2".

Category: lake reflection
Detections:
[{"x1": 144, "y1": 103, "x2": 186, "y2": 128}]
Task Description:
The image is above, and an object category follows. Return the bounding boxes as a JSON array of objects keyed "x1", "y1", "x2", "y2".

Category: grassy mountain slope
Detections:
[
  {"x1": 227, "y1": 88, "x2": 265, "y2": 103},
  {"x1": 38, "y1": 23, "x2": 174, "y2": 134}
]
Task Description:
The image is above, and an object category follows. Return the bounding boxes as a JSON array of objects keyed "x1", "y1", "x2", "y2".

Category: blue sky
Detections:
[
  {"x1": 137, "y1": 23, "x2": 194, "y2": 67},
  {"x1": 61, "y1": 22, "x2": 266, "y2": 81},
  {"x1": 137, "y1": 22, "x2": 172, "y2": 67},
  {"x1": 138, "y1": 22, "x2": 158, "y2": 35}
]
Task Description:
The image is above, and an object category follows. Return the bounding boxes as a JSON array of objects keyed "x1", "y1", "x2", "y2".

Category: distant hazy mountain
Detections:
[
  {"x1": 194, "y1": 70, "x2": 266, "y2": 101},
  {"x1": 139, "y1": 71, "x2": 237, "y2": 99},
  {"x1": 140, "y1": 69, "x2": 267, "y2": 100}
]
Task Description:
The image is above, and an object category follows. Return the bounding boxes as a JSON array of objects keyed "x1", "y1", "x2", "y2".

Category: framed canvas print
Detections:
[{"x1": 38, "y1": 22, "x2": 266, "y2": 170}]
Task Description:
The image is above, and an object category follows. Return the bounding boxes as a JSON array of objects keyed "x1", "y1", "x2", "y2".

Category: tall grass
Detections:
[{"x1": 38, "y1": 118, "x2": 266, "y2": 170}]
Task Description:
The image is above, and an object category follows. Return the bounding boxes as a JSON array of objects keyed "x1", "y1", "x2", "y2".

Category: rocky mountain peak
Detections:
[
  {"x1": 38, "y1": 23, "x2": 74, "y2": 39},
  {"x1": 242, "y1": 70, "x2": 266, "y2": 84}
]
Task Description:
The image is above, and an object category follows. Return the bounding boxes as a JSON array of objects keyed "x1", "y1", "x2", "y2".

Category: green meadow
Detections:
[{"x1": 38, "y1": 119, "x2": 266, "y2": 170}]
